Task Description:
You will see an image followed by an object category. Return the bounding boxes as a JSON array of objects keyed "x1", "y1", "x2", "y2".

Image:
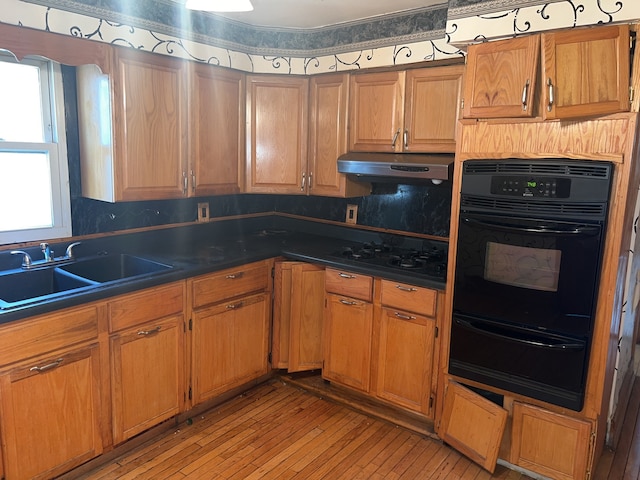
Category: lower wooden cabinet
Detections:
[
  {"x1": 511, "y1": 402, "x2": 594, "y2": 480},
  {"x1": 0, "y1": 344, "x2": 103, "y2": 480},
  {"x1": 192, "y1": 292, "x2": 270, "y2": 403},
  {"x1": 110, "y1": 315, "x2": 185, "y2": 444}
]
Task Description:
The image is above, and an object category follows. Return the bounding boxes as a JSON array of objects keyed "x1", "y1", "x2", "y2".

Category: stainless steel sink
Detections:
[
  {"x1": 58, "y1": 253, "x2": 174, "y2": 283},
  {"x1": 0, "y1": 267, "x2": 99, "y2": 309}
]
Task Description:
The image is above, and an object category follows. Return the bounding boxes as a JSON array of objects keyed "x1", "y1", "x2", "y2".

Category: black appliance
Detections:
[{"x1": 449, "y1": 159, "x2": 613, "y2": 411}]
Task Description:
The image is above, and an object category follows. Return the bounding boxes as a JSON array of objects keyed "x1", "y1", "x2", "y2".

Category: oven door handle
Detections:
[
  {"x1": 454, "y1": 317, "x2": 585, "y2": 350},
  {"x1": 462, "y1": 217, "x2": 600, "y2": 235}
]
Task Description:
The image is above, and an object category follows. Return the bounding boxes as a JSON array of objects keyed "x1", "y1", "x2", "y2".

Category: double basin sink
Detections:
[{"x1": 0, "y1": 254, "x2": 174, "y2": 310}]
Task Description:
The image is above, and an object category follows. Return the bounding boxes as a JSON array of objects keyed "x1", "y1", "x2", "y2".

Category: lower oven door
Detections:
[{"x1": 449, "y1": 313, "x2": 588, "y2": 411}]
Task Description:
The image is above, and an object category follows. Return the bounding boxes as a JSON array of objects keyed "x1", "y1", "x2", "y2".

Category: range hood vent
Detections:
[{"x1": 337, "y1": 152, "x2": 454, "y2": 182}]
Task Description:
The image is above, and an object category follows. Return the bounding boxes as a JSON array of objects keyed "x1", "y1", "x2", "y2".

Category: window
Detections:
[{"x1": 0, "y1": 54, "x2": 71, "y2": 245}]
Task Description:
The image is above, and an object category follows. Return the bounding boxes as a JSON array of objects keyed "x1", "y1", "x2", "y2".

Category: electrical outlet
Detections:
[
  {"x1": 346, "y1": 204, "x2": 358, "y2": 224},
  {"x1": 197, "y1": 202, "x2": 209, "y2": 222}
]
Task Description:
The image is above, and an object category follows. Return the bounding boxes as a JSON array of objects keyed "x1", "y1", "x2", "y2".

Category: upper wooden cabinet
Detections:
[
  {"x1": 463, "y1": 24, "x2": 630, "y2": 120},
  {"x1": 463, "y1": 35, "x2": 540, "y2": 119},
  {"x1": 542, "y1": 24, "x2": 630, "y2": 119},
  {"x1": 190, "y1": 64, "x2": 245, "y2": 196},
  {"x1": 308, "y1": 74, "x2": 370, "y2": 197},
  {"x1": 349, "y1": 65, "x2": 464, "y2": 153},
  {"x1": 245, "y1": 75, "x2": 309, "y2": 194}
]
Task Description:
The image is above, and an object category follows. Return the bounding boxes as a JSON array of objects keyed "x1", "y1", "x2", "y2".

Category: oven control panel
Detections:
[{"x1": 490, "y1": 176, "x2": 571, "y2": 198}]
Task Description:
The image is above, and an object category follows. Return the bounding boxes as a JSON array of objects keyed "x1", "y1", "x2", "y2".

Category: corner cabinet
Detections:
[
  {"x1": 463, "y1": 24, "x2": 630, "y2": 120},
  {"x1": 0, "y1": 305, "x2": 103, "y2": 480},
  {"x1": 245, "y1": 76, "x2": 309, "y2": 194},
  {"x1": 189, "y1": 260, "x2": 272, "y2": 405},
  {"x1": 349, "y1": 65, "x2": 464, "y2": 153}
]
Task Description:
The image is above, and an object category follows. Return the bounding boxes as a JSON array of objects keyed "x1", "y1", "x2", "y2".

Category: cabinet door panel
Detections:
[
  {"x1": 111, "y1": 315, "x2": 184, "y2": 443},
  {"x1": 542, "y1": 24, "x2": 629, "y2": 119},
  {"x1": 349, "y1": 71, "x2": 404, "y2": 152},
  {"x1": 463, "y1": 35, "x2": 539, "y2": 118},
  {"x1": 191, "y1": 64, "x2": 244, "y2": 195},
  {"x1": 234, "y1": 293, "x2": 270, "y2": 382},
  {"x1": 323, "y1": 293, "x2": 373, "y2": 392},
  {"x1": 246, "y1": 76, "x2": 308, "y2": 193},
  {"x1": 0, "y1": 345, "x2": 103, "y2": 480},
  {"x1": 405, "y1": 65, "x2": 464, "y2": 153},
  {"x1": 376, "y1": 308, "x2": 435, "y2": 415},
  {"x1": 113, "y1": 48, "x2": 187, "y2": 200}
]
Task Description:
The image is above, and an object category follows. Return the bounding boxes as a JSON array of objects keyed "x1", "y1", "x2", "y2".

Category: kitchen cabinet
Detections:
[
  {"x1": 541, "y1": 24, "x2": 630, "y2": 120},
  {"x1": 272, "y1": 261, "x2": 324, "y2": 372},
  {"x1": 190, "y1": 260, "x2": 272, "y2": 405},
  {"x1": 349, "y1": 65, "x2": 463, "y2": 153},
  {"x1": 0, "y1": 305, "x2": 103, "y2": 480},
  {"x1": 374, "y1": 280, "x2": 438, "y2": 416},
  {"x1": 323, "y1": 268, "x2": 374, "y2": 392},
  {"x1": 463, "y1": 24, "x2": 629, "y2": 120},
  {"x1": 245, "y1": 75, "x2": 309, "y2": 194},
  {"x1": 511, "y1": 402, "x2": 594, "y2": 480},
  {"x1": 77, "y1": 47, "x2": 188, "y2": 202},
  {"x1": 108, "y1": 283, "x2": 185, "y2": 444},
  {"x1": 308, "y1": 73, "x2": 370, "y2": 197},
  {"x1": 190, "y1": 63, "x2": 245, "y2": 196}
]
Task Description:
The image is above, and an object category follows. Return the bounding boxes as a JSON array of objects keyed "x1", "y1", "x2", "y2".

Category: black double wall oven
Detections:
[{"x1": 449, "y1": 159, "x2": 613, "y2": 411}]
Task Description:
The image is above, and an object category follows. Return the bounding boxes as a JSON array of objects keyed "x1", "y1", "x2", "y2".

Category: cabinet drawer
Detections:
[
  {"x1": 325, "y1": 268, "x2": 373, "y2": 302},
  {"x1": 380, "y1": 280, "x2": 437, "y2": 317},
  {"x1": 192, "y1": 260, "x2": 270, "y2": 309},
  {"x1": 109, "y1": 282, "x2": 184, "y2": 333},
  {"x1": 0, "y1": 305, "x2": 99, "y2": 365}
]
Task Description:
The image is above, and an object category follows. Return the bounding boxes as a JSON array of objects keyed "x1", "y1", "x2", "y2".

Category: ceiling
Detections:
[{"x1": 173, "y1": 0, "x2": 446, "y2": 29}]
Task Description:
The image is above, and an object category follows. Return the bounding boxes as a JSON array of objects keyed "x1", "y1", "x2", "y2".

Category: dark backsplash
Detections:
[{"x1": 63, "y1": 66, "x2": 451, "y2": 239}]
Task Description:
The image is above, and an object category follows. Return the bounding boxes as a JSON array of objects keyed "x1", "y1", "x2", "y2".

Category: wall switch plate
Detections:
[
  {"x1": 197, "y1": 202, "x2": 209, "y2": 222},
  {"x1": 346, "y1": 204, "x2": 358, "y2": 224}
]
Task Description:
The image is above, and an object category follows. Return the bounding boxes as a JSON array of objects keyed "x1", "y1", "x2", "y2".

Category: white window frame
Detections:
[{"x1": 0, "y1": 55, "x2": 72, "y2": 245}]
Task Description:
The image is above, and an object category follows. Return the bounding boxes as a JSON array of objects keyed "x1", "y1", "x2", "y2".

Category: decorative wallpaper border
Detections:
[{"x1": 2, "y1": 0, "x2": 639, "y2": 74}]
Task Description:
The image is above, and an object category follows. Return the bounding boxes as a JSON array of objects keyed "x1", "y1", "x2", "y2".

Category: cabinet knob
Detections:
[
  {"x1": 391, "y1": 128, "x2": 400, "y2": 149},
  {"x1": 339, "y1": 299, "x2": 358, "y2": 306},
  {"x1": 395, "y1": 285, "x2": 417, "y2": 292},
  {"x1": 29, "y1": 358, "x2": 64, "y2": 373},
  {"x1": 137, "y1": 326, "x2": 161, "y2": 336},
  {"x1": 338, "y1": 273, "x2": 356, "y2": 279},
  {"x1": 521, "y1": 79, "x2": 530, "y2": 111},
  {"x1": 547, "y1": 78, "x2": 555, "y2": 112},
  {"x1": 394, "y1": 312, "x2": 416, "y2": 321}
]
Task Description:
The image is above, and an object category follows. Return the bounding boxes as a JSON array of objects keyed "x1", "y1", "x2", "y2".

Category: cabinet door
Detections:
[
  {"x1": 375, "y1": 307, "x2": 436, "y2": 416},
  {"x1": 308, "y1": 74, "x2": 370, "y2": 197},
  {"x1": 190, "y1": 64, "x2": 244, "y2": 196},
  {"x1": 404, "y1": 65, "x2": 464, "y2": 153},
  {"x1": 463, "y1": 35, "x2": 539, "y2": 119},
  {"x1": 246, "y1": 76, "x2": 309, "y2": 194},
  {"x1": 542, "y1": 24, "x2": 629, "y2": 120},
  {"x1": 111, "y1": 315, "x2": 184, "y2": 444},
  {"x1": 0, "y1": 345, "x2": 103, "y2": 480},
  {"x1": 323, "y1": 293, "x2": 373, "y2": 392},
  {"x1": 192, "y1": 293, "x2": 270, "y2": 404},
  {"x1": 349, "y1": 71, "x2": 405, "y2": 152},
  {"x1": 273, "y1": 262, "x2": 325, "y2": 372},
  {"x1": 511, "y1": 402, "x2": 593, "y2": 480},
  {"x1": 113, "y1": 48, "x2": 187, "y2": 200}
]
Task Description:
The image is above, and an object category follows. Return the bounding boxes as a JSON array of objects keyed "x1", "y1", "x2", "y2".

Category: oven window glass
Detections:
[{"x1": 484, "y1": 242, "x2": 562, "y2": 292}]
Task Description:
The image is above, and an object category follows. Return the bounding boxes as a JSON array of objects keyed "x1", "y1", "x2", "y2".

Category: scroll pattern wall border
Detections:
[
  {"x1": 447, "y1": 0, "x2": 640, "y2": 45},
  {"x1": 4, "y1": 0, "x2": 463, "y2": 74}
]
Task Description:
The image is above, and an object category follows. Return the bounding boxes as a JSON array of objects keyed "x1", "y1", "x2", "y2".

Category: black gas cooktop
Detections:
[{"x1": 327, "y1": 240, "x2": 448, "y2": 283}]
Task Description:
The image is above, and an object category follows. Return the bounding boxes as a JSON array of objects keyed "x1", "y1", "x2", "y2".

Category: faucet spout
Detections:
[{"x1": 40, "y1": 242, "x2": 53, "y2": 262}]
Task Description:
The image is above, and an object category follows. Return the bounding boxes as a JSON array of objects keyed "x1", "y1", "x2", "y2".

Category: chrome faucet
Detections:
[
  {"x1": 40, "y1": 242, "x2": 54, "y2": 262},
  {"x1": 10, "y1": 250, "x2": 33, "y2": 268},
  {"x1": 65, "y1": 241, "x2": 82, "y2": 259}
]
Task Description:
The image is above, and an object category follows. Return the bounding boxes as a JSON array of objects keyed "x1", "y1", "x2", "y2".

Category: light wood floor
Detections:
[{"x1": 74, "y1": 379, "x2": 535, "y2": 480}]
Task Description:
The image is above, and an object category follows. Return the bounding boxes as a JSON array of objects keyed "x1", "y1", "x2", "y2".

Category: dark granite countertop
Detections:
[{"x1": 0, "y1": 216, "x2": 447, "y2": 324}]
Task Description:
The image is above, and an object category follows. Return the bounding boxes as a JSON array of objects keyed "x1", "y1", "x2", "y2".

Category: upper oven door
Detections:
[{"x1": 453, "y1": 212, "x2": 605, "y2": 337}]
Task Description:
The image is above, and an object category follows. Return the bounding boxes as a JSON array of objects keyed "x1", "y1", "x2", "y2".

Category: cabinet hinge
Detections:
[
  {"x1": 460, "y1": 98, "x2": 464, "y2": 110},
  {"x1": 268, "y1": 352, "x2": 272, "y2": 363},
  {"x1": 189, "y1": 386, "x2": 192, "y2": 400},
  {"x1": 429, "y1": 396, "x2": 434, "y2": 408},
  {"x1": 435, "y1": 326, "x2": 439, "y2": 338},
  {"x1": 189, "y1": 318, "x2": 193, "y2": 331},
  {"x1": 630, "y1": 86, "x2": 634, "y2": 104},
  {"x1": 271, "y1": 267, "x2": 275, "y2": 278}
]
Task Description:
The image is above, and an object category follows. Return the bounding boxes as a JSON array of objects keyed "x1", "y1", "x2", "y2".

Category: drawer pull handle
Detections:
[
  {"x1": 30, "y1": 358, "x2": 63, "y2": 373},
  {"x1": 395, "y1": 312, "x2": 416, "y2": 321},
  {"x1": 138, "y1": 326, "x2": 161, "y2": 336},
  {"x1": 395, "y1": 285, "x2": 417, "y2": 292},
  {"x1": 225, "y1": 272, "x2": 244, "y2": 279},
  {"x1": 227, "y1": 301, "x2": 244, "y2": 310},
  {"x1": 339, "y1": 299, "x2": 358, "y2": 306},
  {"x1": 338, "y1": 273, "x2": 356, "y2": 279}
]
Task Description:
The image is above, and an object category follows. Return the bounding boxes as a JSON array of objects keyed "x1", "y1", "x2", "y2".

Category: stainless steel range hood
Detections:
[{"x1": 337, "y1": 152, "x2": 454, "y2": 182}]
